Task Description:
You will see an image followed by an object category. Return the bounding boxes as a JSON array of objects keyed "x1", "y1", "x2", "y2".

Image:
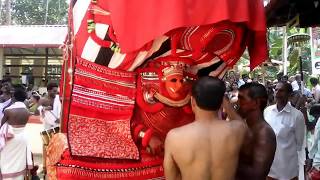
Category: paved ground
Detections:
[{"x1": 26, "y1": 116, "x2": 45, "y2": 179}]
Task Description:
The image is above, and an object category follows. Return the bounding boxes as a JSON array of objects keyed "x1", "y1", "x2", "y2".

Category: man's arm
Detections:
[
  {"x1": 237, "y1": 127, "x2": 276, "y2": 179},
  {"x1": 164, "y1": 131, "x2": 181, "y2": 180},
  {"x1": 315, "y1": 89, "x2": 320, "y2": 103},
  {"x1": 222, "y1": 97, "x2": 243, "y2": 121}
]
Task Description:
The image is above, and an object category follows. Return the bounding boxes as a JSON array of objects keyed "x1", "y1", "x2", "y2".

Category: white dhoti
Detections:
[{"x1": 0, "y1": 127, "x2": 33, "y2": 180}]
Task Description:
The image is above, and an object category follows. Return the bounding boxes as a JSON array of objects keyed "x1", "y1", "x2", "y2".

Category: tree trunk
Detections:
[{"x1": 5, "y1": 0, "x2": 11, "y2": 25}]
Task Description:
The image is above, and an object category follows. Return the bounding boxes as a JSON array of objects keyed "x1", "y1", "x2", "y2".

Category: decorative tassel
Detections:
[
  {"x1": 87, "y1": 19, "x2": 95, "y2": 33},
  {"x1": 110, "y1": 43, "x2": 121, "y2": 53},
  {"x1": 142, "y1": 129, "x2": 154, "y2": 148},
  {"x1": 133, "y1": 124, "x2": 145, "y2": 142}
]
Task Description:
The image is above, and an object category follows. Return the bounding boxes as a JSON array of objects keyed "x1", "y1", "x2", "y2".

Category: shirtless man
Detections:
[
  {"x1": 164, "y1": 76, "x2": 247, "y2": 180},
  {"x1": 1, "y1": 87, "x2": 29, "y2": 127},
  {"x1": 36, "y1": 82, "x2": 61, "y2": 129},
  {"x1": 0, "y1": 87, "x2": 32, "y2": 180},
  {"x1": 236, "y1": 83, "x2": 276, "y2": 180},
  {"x1": 38, "y1": 82, "x2": 59, "y2": 110}
]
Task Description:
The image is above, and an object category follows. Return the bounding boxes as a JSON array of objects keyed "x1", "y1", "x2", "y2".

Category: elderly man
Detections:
[{"x1": 264, "y1": 81, "x2": 305, "y2": 180}]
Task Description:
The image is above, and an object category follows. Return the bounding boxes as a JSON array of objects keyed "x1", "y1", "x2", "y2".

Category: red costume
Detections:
[{"x1": 53, "y1": 0, "x2": 269, "y2": 179}]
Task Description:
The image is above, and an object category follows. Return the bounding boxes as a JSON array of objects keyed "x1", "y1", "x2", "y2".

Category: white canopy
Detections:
[{"x1": 0, "y1": 25, "x2": 67, "y2": 48}]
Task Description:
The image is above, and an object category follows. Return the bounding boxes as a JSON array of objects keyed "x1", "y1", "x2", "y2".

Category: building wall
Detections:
[{"x1": 2, "y1": 48, "x2": 63, "y2": 86}]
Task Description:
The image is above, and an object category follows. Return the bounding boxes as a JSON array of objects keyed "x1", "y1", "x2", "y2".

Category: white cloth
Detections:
[
  {"x1": 5, "y1": 102, "x2": 26, "y2": 110},
  {"x1": 38, "y1": 95, "x2": 61, "y2": 130},
  {"x1": 264, "y1": 103, "x2": 305, "y2": 180},
  {"x1": 291, "y1": 80, "x2": 300, "y2": 91},
  {"x1": 52, "y1": 95, "x2": 61, "y2": 120},
  {"x1": 38, "y1": 87, "x2": 47, "y2": 96},
  {"x1": 0, "y1": 123, "x2": 14, "y2": 152},
  {"x1": 237, "y1": 79, "x2": 245, "y2": 88},
  {"x1": 0, "y1": 102, "x2": 32, "y2": 180},
  {"x1": 0, "y1": 126, "x2": 33, "y2": 180},
  {"x1": 313, "y1": 84, "x2": 320, "y2": 103},
  {"x1": 0, "y1": 102, "x2": 26, "y2": 152},
  {"x1": 0, "y1": 99, "x2": 11, "y2": 120}
]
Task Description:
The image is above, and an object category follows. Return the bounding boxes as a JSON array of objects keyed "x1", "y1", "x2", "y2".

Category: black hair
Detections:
[
  {"x1": 47, "y1": 82, "x2": 58, "y2": 91},
  {"x1": 239, "y1": 83, "x2": 268, "y2": 110},
  {"x1": 14, "y1": 87, "x2": 27, "y2": 102},
  {"x1": 192, "y1": 76, "x2": 226, "y2": 111},
  {"x1": 242, "y1": 74, "x2": 249, "y2": 79},
  {"x1": 277, "y1": 72, "x2": 284, "y2": 81},
  {"x1": 1, "y1": 85, "x2": 11, "y2": 95},
  {"x1": 1, "y1": 77, "x2": 12, "y2": 84},
  {"x1": 278, "y1": 81, "x2": 293, "y2": 94},
  {"x1": 310, "y1": 77, "x2": 319, "y2": 86}
]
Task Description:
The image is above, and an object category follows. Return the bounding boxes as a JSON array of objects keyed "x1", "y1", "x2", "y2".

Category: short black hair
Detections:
[
  {"x1": 310, "y1": 77, "x2": 319, "y2": 86},
  {"x1": 242, "y1": 74, "x2": 249, "y2": 79},
  {"x1": 47, "y1": 82, "x2": 58, "y2": 91},
  {"x1": 14, "y1": 88, "x2": 27, "y2": 102},
  {"x1": 239, "y1": 83, "x2": 268, "y2": 110},
  {"x1": 1, "y1": 77, "x2": 12, "y2": 84},
  {"x1": 278, "y1": 81, "x2": 293, "y2": 94},
  {"x1": 192, "y1": 76, "x2": 226, "y2": 111}
]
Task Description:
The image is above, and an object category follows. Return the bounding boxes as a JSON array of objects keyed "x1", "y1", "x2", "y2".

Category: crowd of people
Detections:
[
  {"x1": 164, "y1": 72, "x2": 320, "y2": 180},
  {"x1": 2, "y1": 71, "x2": 320, "y2": 179},
  {"x1": 0, "y1": 78, "x2": 61, "y2": 180}
]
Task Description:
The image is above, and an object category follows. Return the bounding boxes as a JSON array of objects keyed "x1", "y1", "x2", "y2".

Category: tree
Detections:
[
  {"x1": 4, "y1": 0, "x2": 68, "y2": 25},
  {"x1": 0, "y1": 0, "x2": 12, "y2": 25}
]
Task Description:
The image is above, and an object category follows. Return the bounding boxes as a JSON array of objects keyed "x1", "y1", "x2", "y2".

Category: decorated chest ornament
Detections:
[{"x1": 136, "y1": 56, "x2": 196, "y2": 113}]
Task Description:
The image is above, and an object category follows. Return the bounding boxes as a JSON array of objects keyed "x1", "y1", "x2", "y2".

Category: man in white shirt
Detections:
[
  {"x1": 235, "y1": 72, "x2": 245, "y2": 88},
  {"x1": 310, "y1": 77, "x2": 320, "y2": 103},
  {"x1": 264, "y1": 81, "x2": 305, "y2": 180}
]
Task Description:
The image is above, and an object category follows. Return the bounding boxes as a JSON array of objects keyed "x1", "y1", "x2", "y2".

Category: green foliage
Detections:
[
  {"x1": 238, "y1": 27, "x2": 313, "y2": 81},
  {"x1": 1, "y1": 0, "x2": 68, "y2": 25}
]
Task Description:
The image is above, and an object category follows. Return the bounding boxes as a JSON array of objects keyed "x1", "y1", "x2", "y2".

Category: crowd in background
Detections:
[
  {"x1": 3, "y1": 71, "x2": 320, "y2": 179},
  {"x1": 0, "y1": 78, "x2": 55, "y2": 116}
]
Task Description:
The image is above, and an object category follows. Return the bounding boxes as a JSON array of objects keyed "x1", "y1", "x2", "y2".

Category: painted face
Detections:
[{"x1": 164, "y1": 74, "x2": 185, "y2": 100}]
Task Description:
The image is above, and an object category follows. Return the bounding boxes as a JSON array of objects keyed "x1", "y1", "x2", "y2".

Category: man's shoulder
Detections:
[
  {"x1": 264, "y1": 104, "x2": 276, "y2": 112},
  {"x1": 229, "y1": 120, "x2": 247, "y2": 135},
  {"x1": 167, "y1": 123, "x2": 192, "y2": 139},
  {"x1": 289, "y1": 105, "x2": 304, "y2": 117},
  {"x1": 39, "y1": 98, "x2": 50, "y2": 105},
  {"x1": 255, "y1": 122, "x2": 276, "y2": 140}
]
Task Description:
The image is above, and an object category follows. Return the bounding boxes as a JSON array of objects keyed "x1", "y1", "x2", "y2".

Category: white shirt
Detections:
[
  {"x1": 0, "y1": 99, "x2": 11, "y2": 121},
  {"x1": 313, "y1": 84, "x2": 320, "y2": 103},
  {"x1": 264, "y1": 103, "x2": 305, "y2": 180}
]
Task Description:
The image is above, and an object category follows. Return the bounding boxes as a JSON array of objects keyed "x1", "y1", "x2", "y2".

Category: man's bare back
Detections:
[
  {"x1": 5, "y1": 108, "x2": 30, "y2": 126},
  {"x1": 164, "y1": 119, "x2": 247, "y2": 180}
]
